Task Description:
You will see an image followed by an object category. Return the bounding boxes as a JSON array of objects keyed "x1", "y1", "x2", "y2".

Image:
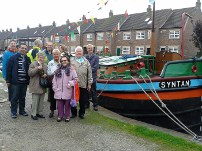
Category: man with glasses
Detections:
[
  {"x1": 6, "y1": 43, "x2": 31, "y2": 118},
  {"x1": 84, "y1": 44, "x2": 99, "y2": 111}
]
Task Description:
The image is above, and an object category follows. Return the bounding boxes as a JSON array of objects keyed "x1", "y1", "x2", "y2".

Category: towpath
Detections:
[{"x1": 0, "y1": 78, "x2": 158, "y2": 151}]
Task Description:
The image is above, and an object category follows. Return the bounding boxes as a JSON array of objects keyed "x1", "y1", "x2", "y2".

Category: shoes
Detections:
[
  {"x1": 19, "y1": 111, "x2": 28, "y2": 116},
  {"x1": 31, "y1": 115, "x2": 38, "y2": 120},
  {"x1": 93, "y1": 106, "x2": 98, "y2": 111},
  {"x1": 65, "y1": 118, "x2": 70, "y2": 122},
  {"x1": 70, "y1": 114, "x2": 77, "y2": 118},
  {"x1": 49, "y1": 112, "x2": 54, "y2": 118},
  {"x1": 11, "y1": 113, "x2": 17, "y2": 119},
  {"x1": 36, "y1": 114, "x2": 45, "y2": 118},
  {"x1": 57, "y1": 117, "x2": 62, "y2": 122},
  {"x1": 79, "y1": 114, "x2": 84, "y2": 119}
]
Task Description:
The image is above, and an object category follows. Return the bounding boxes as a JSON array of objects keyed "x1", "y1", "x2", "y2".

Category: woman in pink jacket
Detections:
[{"x1": 52, "y1": 56, "x2": 77, "y2": 122}]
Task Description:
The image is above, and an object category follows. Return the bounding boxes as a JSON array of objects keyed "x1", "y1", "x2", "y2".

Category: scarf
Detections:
[{"x1": 55, "y1": 64, "x2": 70, "y2": 78}]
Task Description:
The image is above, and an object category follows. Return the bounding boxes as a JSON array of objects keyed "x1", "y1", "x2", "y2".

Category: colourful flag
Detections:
[
  {"x1": 91, "y1": 16, "x2": 95, "y2": 24},
  {"x1": 124, "y1": 10, "x2": 128, "y2": 18},
  {"x1": 65, "y1": 35, "x2": 68, "y2": 41},
  {"x1": 70, "y1": 31, "x2": 75, "y2": 39},
  {"x1": 149, "y1": 0, "x2": 155, "y2": 4}
]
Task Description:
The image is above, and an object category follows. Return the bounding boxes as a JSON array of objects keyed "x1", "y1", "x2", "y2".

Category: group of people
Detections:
[{"x1": 2, "y1": 39, "x2": 99, "y2": 122}]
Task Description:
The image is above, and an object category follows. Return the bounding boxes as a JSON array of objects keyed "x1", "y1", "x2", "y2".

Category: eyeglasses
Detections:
[{"x1": 61, "y1": 60, "x2": 67, "y2": 62}]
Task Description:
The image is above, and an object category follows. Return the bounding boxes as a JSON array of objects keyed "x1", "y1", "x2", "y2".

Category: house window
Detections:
[
  {"x1": 71, "y1": 35, "x2": 76, "y2": 41},
  {"x1": 122, "y1": 46, "x2": 130, "y2": 54},
  {"x1": 169, "y1": 30, "x2": 180, "y2": 39},
  {"x1": 97, "y1": 46, "x2": 104, "y2": 53},
  {"x1": 123, "y1": 32, "x2": 131, "y2": 40},
  {"x1": 160, "y1": 46, "x2": 166, "y2": 51},
  {"x1": 136, "y1": 31, "x2": 145, "y2": 39},
  {"x1": 148, "y1": 30, "x2": 151, "y2": 39},
  {"x1": 135, "y1": 46, "x2": 144, "y2": 55},
  {"x1": 70, "y1": 46, "x2": 76, "y2": 53},
  {"x1": 168, "y1": 46, "x2": 179, "y2": 53},
  {"x1": 97, "y1": 33, "x2": 104, "y2": 40},
  {"x1": 87, "y1": 34, "x2": 93, "y2": 41}
]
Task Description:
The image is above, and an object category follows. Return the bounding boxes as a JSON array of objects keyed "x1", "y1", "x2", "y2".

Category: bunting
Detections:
[
  {"x1": 91, "y1": 16, "x2": 95, "y2": 24},
  {"x1": 65, "y1": 35, "x2": 68, "y2": 41},
  {"x1": 70, "y1": 31, "x2": 75, "y2": 39}
]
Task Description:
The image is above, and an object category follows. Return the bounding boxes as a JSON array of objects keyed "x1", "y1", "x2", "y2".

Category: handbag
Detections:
[{"x1": 39, "y1": 77, "x2": 50, "y2": 88}]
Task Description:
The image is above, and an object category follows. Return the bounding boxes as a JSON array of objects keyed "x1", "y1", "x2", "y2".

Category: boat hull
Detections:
[{"x1": 98, "y1": 94, "x2": 202, "y2": 134}]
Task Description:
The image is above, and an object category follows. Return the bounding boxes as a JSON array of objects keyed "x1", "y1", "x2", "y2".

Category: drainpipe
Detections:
[{"x1": 181, "y1": 12, "x2": 192, "y2": 59}]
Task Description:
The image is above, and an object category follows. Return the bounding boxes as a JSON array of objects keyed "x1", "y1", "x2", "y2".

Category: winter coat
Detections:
[
  {"x1": 71, "y1": 57, "x2": 93, "y2": 88},
  {"x1": 84, "y1": 53, "x2": 99, "y2": 82},
  {"x1": 28, "y1": 61, "x2": 47, "y2": 94},
  {"x1": 52, "y1": 66, "x2": 77, "y2": 100},
  {"x1": 6, "y1": 53, "x2": 31, "y2": 85}
]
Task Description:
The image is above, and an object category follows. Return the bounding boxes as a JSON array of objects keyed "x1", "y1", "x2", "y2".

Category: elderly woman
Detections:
[
  {"x1": 47, "y1": 49, "x2": 60, "y2": 118},
  {"x1": 52, "y1": 55, "x2": 77, "y2": 122},
  {"x1": 28, "y1": 51, "x2": 47, "y2": 120},
  {"x1": 71, "y1": 46, "x2": 93, "y2": 119}
]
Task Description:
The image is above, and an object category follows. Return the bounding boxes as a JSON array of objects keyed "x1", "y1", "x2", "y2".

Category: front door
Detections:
[{"x1": 116, "y1": 48, "x2": 121, "y2": 56}]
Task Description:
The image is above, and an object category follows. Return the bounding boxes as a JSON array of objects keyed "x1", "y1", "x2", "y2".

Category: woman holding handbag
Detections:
[
  {"x1": 28, "y1": 51, "x2": 47, "y2": 120},
  {"x1": 52, "y1": 55, "x2": 77, "y2": 122}
]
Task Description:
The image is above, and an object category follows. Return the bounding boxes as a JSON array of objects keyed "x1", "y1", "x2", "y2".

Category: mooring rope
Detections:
[
  {"x1": 97, "y1": 75, "x2": 117, "y2": 98},
  {"x1": 144, "y1": 74, "x2": 200, "y2": 138},
  {"x1": 132, "y1": 76, "x2": 201, "y2": 141},
  {"x1": 140, "y1": 75, "x2": 200, "y2": 139}
]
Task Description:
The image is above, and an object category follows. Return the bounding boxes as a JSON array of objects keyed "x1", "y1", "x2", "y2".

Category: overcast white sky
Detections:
[{"x1": 0, "y1": 0, "x2": 197, "y2": 31}]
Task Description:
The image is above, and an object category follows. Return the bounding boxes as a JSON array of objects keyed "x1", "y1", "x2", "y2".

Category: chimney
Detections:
[
  {"x1": 52, "y1": 21, "x2": 56, "y2": 27},
  {"x1": 66, "y1": 19, "x2": 70, "y2": 25},
  {"x1": 27, "y1": 25, "x2": 30, "y2": 29},
  {"x1": 6, "y1": 29, "x2": 8, "y2": 32},
  {"x1": 196, "y1": 0, "x2": 201, "y2": 11},
  {"x1": 10, "y1": 28, "x2": 12, "y2": 32},
  {"x1": 147, "y1": 5, "x2": 152, "y2": 17},
  {"x1": 39, "y1": 24, "x2": 42, "y2": 28},
  {"x1": 17, "y1": 27, "x2": 20, "y2": 31},
  {"x1": 2, "y1": 30, "x2": 4, "y2": 32},
  {"x1": 109, "y1": 10, "x2": 113, "y2": 17},
  {"x1": 82, "y1": 15, "x2": 86, "y2": 21}
]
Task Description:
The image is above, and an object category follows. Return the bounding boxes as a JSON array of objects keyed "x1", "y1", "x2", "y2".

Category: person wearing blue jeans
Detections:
[
  {"x1": 6, "y1": 43, "x2": 31, "y2": 118},
  {"x1": 2, "y1": 40, "x2": 16, "y2": 102}
]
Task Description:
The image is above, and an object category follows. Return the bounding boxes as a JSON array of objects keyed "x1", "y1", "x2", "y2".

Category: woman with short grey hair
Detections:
[
  {"x1": 28, "y1": 51, "x2": 47, "y2": 120},
  {"x1": 47, "y1": 49, "x2": 61, "y2": 118}
]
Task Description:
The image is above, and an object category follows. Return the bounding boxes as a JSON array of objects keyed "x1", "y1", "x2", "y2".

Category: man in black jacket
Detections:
[{"x1": 6, "y1": 43, "x2": 31, "y2": 118}]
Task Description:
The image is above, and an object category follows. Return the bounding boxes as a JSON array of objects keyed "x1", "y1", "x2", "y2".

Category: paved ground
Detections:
[{"x1": 0, "y1": 79, "x2": 158, "y2": 151}]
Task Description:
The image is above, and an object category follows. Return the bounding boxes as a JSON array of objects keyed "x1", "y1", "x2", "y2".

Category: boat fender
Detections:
[{"x1": 192, "y1": 65, "x2": 198, "y2": 73}]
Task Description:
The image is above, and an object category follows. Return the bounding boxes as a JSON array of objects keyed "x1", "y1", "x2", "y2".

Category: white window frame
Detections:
[
  {"x1": 148, "y1": 30, "x2": 151, "y2": 39},
  {"x1": 70, "y1": 46, "x2": 76, "y2": 53},
  {"x1": 135, "y1": 46, "x2": 145, "y2": 55},
  {"x1": 87, "y1": 34, "x2": 93, "y2": 41},
  {"x1": 169, "y1": 30, "x2": 180, "y2": 39},
  {"x1": 97, "y1": 33, "x2": 104, "y2": 40},
  {"x1": 136, "y1": 31, "x2": 145, "y2": 40},
  {"x1": 123, "y1": 32, "x2": 131, "y2": 40},
  {"x1": 168, "y1": 46, "x2": 179, "y2": 53},
  {"x1": 122, "y1": 46, "x2": 130, "y2": 54},
  {"x1": 160, "y1": 46, "x2": 166, "y2": 51},
  {"x1": 97, "y1": 46, "x2": 104, "y2": 53}
]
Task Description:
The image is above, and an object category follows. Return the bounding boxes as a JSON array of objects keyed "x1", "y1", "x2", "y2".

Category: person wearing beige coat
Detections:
[{"x1": 28, "y1": 52, "x2": 47, "y2": 120}]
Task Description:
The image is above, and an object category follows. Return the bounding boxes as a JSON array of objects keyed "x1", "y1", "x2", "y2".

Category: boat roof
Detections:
[{"x1": 99, "y1": 55, "x2": 142, "y2": 66}]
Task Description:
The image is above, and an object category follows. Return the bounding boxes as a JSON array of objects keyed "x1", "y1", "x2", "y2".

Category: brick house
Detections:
[{"x1": 0, "y1": 0, "x2": 202, "y2": 58}]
